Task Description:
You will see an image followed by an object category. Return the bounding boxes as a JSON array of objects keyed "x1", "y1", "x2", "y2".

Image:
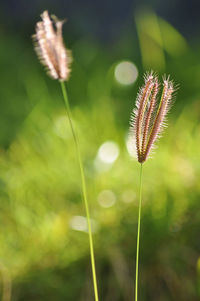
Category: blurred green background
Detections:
[{"x1": 0, "y1": 1, "x2": 200, "y2": 300}]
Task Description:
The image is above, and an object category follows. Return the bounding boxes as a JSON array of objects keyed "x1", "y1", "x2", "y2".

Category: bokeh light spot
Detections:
[
  {"x1": 125, "y1": 132, "x2": 136, "y2": 158},
  {"x1": 97, "y1": 190, "x2": 116, "y2": 208},
  {"x1": 121, "y1": 189, "x2": 136, "y2": 203},
  {"x1": 69, "y1": 216, "x2": 97, "y2": 233},
  {"x1": 97, "y1": 141, "x2": 119, "y2": 164},
  {"x1": 54, "y1": 115, "x2": 70, "y2": 139},
  {"x1": 114, "y1": 61, "x2": 138, "y2": 85}
]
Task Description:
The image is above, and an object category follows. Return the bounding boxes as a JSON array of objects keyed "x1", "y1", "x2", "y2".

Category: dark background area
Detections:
[{"x1": 1, "y1": 0, "x2": 200, "y2": 41}]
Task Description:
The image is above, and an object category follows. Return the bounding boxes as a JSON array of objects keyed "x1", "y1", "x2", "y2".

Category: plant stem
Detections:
[
  {"x1": 60, "y1": 81, "x2": 99, "y2": 301},
  {"x1": 135, "y1": 163, "x2": 143, "y2": 301}
]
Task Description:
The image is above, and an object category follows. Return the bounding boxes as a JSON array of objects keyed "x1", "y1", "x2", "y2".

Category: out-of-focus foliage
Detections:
[{"x1": 0, "y1": 8, "x2": 200, "y2": 301}]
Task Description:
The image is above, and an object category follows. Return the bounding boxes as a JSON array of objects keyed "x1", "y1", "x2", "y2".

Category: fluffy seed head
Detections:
[
  {"x1": 130, "y1": 72, "x2": 175, "y2": 163},
  {"x1": 33, "y1": 10, "x2": 72, "y2": 81}
]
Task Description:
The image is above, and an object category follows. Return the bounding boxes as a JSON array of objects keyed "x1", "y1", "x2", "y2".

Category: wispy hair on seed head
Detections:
[
  {"x1": 33, "y1": 10, "x2": 72, "y2": 81},
  {"x1": 130, "y1": 71, "x2": 176, "y2": 163}
]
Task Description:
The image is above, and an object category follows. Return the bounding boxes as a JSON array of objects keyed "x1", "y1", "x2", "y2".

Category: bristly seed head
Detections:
[
  {"x1": 33, "y1": 10, "x2": 72, "y2": 81},
  {"x1": 130, "y1": 71, "x2": 175, "y2": 164}
]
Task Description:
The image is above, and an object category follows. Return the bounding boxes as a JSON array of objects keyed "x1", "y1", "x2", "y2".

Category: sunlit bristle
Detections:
[
  {"x1": 130, "y1": 72, "x2": 175, "y2": 163},
  {"x1": 33, "y1": 10, "x2": 72, "y2": 81}
]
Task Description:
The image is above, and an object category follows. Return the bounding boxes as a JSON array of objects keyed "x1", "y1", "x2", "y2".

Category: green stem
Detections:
[
  {"x1": 135, "y1": 163, "x2": 143, "y2": 301},
  {"x1": 60, "y1": 81, "x2": 99, "y2": 301}
]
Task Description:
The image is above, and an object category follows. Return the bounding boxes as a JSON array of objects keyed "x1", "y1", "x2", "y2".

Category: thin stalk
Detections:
[
  {"x1": 135, "y1": 163, "x2": 143, "y2": 301},
  {"x1": 60, "y1": 81, "x2": 99, "y2": 301}
]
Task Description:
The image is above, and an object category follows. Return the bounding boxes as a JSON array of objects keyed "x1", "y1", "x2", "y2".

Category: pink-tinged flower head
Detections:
[
  {"x1": 33, "y1": 10, "x2": 72, "y2": 81},
  {"x1": 130, "y1": 72, "x2": 175, "y2": 163}
]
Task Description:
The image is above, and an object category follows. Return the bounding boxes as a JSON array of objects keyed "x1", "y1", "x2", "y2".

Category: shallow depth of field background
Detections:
[{"x1": 0, "y1": 0, "x2": 200, "y2": 300}]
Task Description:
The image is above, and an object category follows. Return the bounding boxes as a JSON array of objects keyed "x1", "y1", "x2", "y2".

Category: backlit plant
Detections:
[
  {"x1": 33, "y1": 11, "x2": 99, "y2": 301},
  {"x1": 130, "y1": 72, "x2": 175, "y2": 301}
]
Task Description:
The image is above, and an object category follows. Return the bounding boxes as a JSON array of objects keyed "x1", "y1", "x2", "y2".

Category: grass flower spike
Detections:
[
  {"x1": 131, "y1": 72, "x2": 175, "y2": 163},
  {"x1": 33, "y1": 11, "x2": 99, "y2": 301},
  {"x1": 130, "y1": 72, "x2": 175, "y2": 301},
  {"x1": 33, "y1": 10, "x2": 71, "y2": 81}
]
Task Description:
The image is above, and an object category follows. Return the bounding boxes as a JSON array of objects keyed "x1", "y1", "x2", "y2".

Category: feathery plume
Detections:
[
  {"x1": 130, "y1": 72, "x2": 175, "y2": 163},
  {"x1": 33, "y1": 10, "x2": 71, "y2": 81}
]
